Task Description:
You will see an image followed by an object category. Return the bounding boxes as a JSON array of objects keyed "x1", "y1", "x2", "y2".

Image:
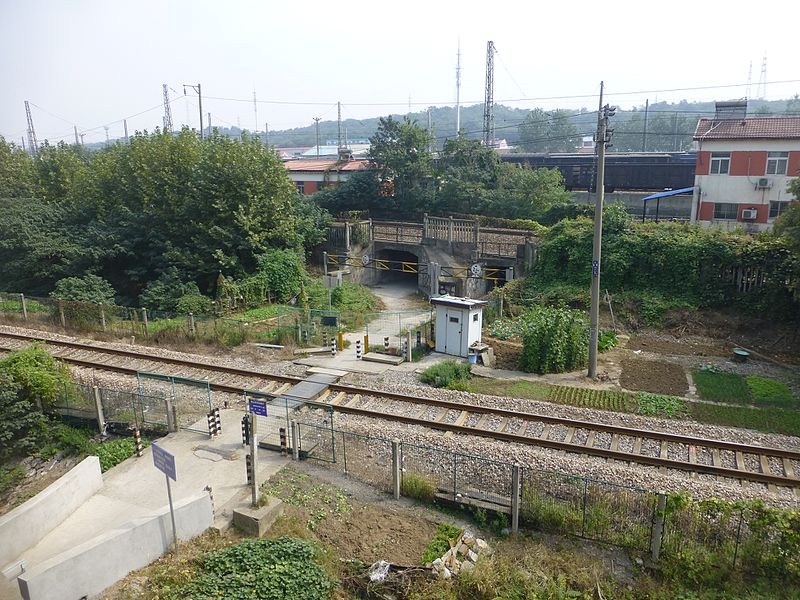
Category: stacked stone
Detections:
[{"x1": 429, "y1": 532, "x2": 491, "y2": 579}]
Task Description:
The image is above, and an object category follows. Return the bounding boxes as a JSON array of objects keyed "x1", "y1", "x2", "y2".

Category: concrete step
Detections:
[
  {"x1": 306, "y1": 366, "x2": 349, "y2": 378},
  {"x1": 362, "y1": 353, "x2": 404, "y2": 365},
  {"x1": 293, "y1": 347, "x2": 330, "y2": 356}
]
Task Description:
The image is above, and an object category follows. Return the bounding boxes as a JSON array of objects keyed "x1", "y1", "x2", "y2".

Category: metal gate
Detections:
[{"x1": 136, "y1": 371, "x2": 212, "y2": 433}]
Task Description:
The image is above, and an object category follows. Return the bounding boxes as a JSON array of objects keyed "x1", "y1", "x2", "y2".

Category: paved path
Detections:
[
  {"x1": 296, "y1": 281, "x2": 432, "y2": 373},
  {"x1": 9, "y1": 409, "x2": 288, "y2": 570}
]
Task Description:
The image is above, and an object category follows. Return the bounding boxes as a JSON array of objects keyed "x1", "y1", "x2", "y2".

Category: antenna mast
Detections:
[
  {"x1": 455, "y1": 39, "x2": 462, "y2": 136},
  {"x1": 757, "y1": 54, "x2": 767, "y2": 100},
  {"x1": 746, "y1": 61, "x2": 753, "y2": 100},
  {"x1": 24, "y1": 100, "x2": 38, "y2": 157},
  {"x1": 337, "y1": 101, "x2": 342, "y2": 150},
  {"x1": 162, "y1": 84, "x2": 173, "y2": 132},
  {"x1": 253, "y1": 89, "x2": 258, "y2": 133},
  {"x1": 483, "y1": 41, "x2": 495, "y2": 147}
]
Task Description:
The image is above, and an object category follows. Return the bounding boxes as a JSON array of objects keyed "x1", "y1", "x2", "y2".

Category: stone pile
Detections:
[{"x1": 429, "y1": 532, "x2": 491, "y2": 579}]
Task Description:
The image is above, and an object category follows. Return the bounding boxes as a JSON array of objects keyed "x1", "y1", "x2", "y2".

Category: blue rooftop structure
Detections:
[{"x1": 641, "y1": 187, "x2": 694, "y2": 222}]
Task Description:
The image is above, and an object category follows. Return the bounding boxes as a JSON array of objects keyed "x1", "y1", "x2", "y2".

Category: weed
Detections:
[
  {"x1": 689, "y1": 402, "x2": 800, "y2": 437},
  {"x1": 597, "y1": 329, "x2": 618, "y2": 352},
  {"x1": 421, "y1": 523, "x2": 463, "y2": 564},
  {"x1": 401, "y1": 471, "x2": 437, "y2": 502},
  {"x1": 420, "y1": 360, "x2": 471, "y2": 389},
  {"x1": 0, "y1": 465, "x2": 25, "y2": 497}
]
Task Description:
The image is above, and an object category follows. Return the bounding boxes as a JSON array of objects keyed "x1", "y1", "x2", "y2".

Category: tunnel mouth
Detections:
[{"x1": 375, "y1": 249, "x2": 419, "y2": 287}]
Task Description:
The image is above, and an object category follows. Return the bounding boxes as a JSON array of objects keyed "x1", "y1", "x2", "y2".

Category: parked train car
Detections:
[{"x1": 501, "y1": 152, "x2": 696, "y2": 192}]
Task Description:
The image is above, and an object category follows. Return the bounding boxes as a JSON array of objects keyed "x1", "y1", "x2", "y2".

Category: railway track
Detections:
[{"x1": 2, "y1": 330, "x2": 799, "y2": 490}]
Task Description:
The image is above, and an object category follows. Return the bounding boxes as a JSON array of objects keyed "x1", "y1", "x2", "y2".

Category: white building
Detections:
[
  {"x1": 692, "y1": 115, "x2": 800, "y2": 231},
  {"x1": 431, "y1": 296, "x2": 487, "y2": 358}
]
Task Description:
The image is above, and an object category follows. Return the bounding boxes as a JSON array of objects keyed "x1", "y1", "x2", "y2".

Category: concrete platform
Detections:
[
  {"x1": 6, "y1": 409, "x2": 288, "y2": 574},
  {"x1": 306, "y1": 367, "x2": 349, "y2": 378}
]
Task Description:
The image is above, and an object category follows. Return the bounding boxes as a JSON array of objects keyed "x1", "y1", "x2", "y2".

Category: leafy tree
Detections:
[
  {"x1": 786, "y1": 94, "x2": 800, "y2": 115},
  {"x1": 33, "y1": 141, "x2": 89, "y2": 203},
  {"x1": 436, "y1": 137, "x2": 501, "y2": 213},
  {"x1": 175, "y1": 284, "x2": 213, "y2": 315},
  {"x1": 774, "y1": 201, "x2": 800, "y2": 254},
  {"x1": 480, "y1": 164, "x2": 572, "y2": 220},
  {"x1": 368, "y1": 116, "x2": 434, "y2": 215},
  {"x1": 312, "y1": 170, "x2": 382, "y2": 216},
  {"x1": 255, "y1": 248, "x2": 307, "y2": 303},
  {"x1": 50, "y1": 274, "x2": 115, "y2": 304},
  {"x1": 139, "y1": 268, "x2": 193, "y2": 311},
  {"x1": 0, "y1": 137, "x2": 38, "y2": 198},
  {"x1": 0, "y1": 372, "x2": 48, "y2": 459},
  {"x1": 517, "y1": 109, "x2": 580, "y2": 152},
  {"x1": 0, "y1": 345, "x2": 74, "y2": 412}
]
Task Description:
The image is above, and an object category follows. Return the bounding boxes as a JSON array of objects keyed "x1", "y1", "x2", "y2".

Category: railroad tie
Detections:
[
  {"x1": 565, "y1": 427, "x2": 576, "y2": 445},
  {"x1": 343, "y1": 394, "x2": 361, "y2": 407},
  {"x1": 760, "y1": 455, "x2": 778, "y2": 494},
  {"x1": 444, "y1": 410, "x2": 469, "y2": 438},
  {"x1": 475, "y1": 413, "x2": 493, "y2": 430},
  {"x1": 540, "y1": 423, "x2": 552, "y2": 441},
  {"x1": 610, "y1": 433, "x2": 620, "y2": 452},
  {"x1": 274, "y1": 383, "x2": 291, "y2": 395},
  {"x1": 658, "y1": 440, "x2": 668, "y2": 475},
  {"x1": 496, "y1": 418, "x2": 510, "y2": 433},
  {"x1": 585, "y1": 431, "x2": 596, "y2": 448},
  {"x1": 435, "y1": 409, "x2": 450, "y2": 423},
  {"x1": 688, "y1": 445, "x2": 698, "y2": 479},
  {"x1": 316, "y1": 390, "x2": 330, "y2": 404},
  {"x1": 783, "y1": 458, "x2": 795, "y2": 479},
  {"x1": 329, "y1": 392, "x2": 346, "y2": 406}
]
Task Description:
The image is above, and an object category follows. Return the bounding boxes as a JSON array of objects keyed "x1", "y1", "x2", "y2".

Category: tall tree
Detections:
[
  {"x1": 517, "y1": 109, "x2": 580, "y2": 152},
  {"x1": 368, "y1": 117, "x2": 434, "y2": 215},
  {"x1": 436, "y1": 137, "x2": 501, "y2": 213},
  {"x1": 0, "y1": 137, "x2": 38, "y2": 198}
]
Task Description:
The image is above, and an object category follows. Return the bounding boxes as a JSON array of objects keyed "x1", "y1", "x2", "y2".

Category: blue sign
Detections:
[
  {"x1": 249, "y1": 399, "x2": 268, "y2": 417},
  {"x1": 152, "y1": 443, "x2": 176, "y2": 481},
  {"x1": 592, "y1": 260, "x2": 599, "y2": 277}
]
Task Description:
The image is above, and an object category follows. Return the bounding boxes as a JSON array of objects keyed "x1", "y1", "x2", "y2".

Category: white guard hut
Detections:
[{"x1": 431, "y1": 295, "x2": 487, "y2": 358}]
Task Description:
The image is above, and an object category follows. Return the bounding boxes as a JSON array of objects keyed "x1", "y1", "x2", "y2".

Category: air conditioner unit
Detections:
[
  {"x1": 756, "y1": 178, "x2": 772, "y2": 189},
  {"x1": 741, "y1": 209, "x2": 758, "y2": 220}
]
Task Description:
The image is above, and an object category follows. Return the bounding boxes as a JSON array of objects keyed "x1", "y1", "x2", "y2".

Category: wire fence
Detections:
[{"x1": 294, "y1": 420, "x2": 799, "y2": 578}]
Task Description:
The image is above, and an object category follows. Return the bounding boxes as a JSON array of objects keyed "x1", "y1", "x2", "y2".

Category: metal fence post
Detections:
[
  {"x1": 19, "y1": 294, "x2": 28, "y2": 321},
  {"x1": 58, "y1": 300, "x2": 66, "y2": 329},
  {"x1": 391, "y1": 439, "x2": 401, "y2": 500},
  {"x1": 452, "y1": 453, "x2": 458, "y2": 501},
  {"x1": 92, "y1": 386, "x2": 105, "y2": 434},
  {"x1": 342, "y1": 431, "x2": 348, "y2": 474},
  {"x1": 100, "y1": 304, "x2": 106, "y2": 331},
  {"x1": 291, "y1": 420, "x2": 299, "y2": 460},
  {"x1": 189, "y1": 312, "x2": 196, "y2": 336},
  {"x1": 650, "y1": 492, "x2": 667, "y2": 562},
  {"x1": 732, "y1": 508, "x2": 744, "y2": 568},
  {"x1": 511, "y1": 464, "x2": 520, "y2": 534},
  {"x1": 165, "y1": 395, "x2": 176, "y2": 432},
  {"x1": 142, "y1": 308, "x2": 149, "y2": 337},
  {"x1": 344, "y1": 221, "x2": 351, "y2": 251},
  {"x1": 448, "y1": 216, "x2": 454, "y2": 244},
  {"x1": 581, "y1": 479, "x2": 589, "y2": 537}
]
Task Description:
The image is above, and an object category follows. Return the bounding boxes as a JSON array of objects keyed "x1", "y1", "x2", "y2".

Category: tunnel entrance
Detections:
[{"x1": 375, "y1": 248, "x2": 420, "y2": 289}]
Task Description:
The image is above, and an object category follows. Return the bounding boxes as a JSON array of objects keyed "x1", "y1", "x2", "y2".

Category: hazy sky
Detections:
[{"x1": 2, "y1": 0, "x2": 798, "y2": 145}]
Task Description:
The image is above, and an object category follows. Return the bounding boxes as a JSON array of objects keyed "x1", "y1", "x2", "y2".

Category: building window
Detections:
[
  {"x1": 769, "y1": 201, "x2": 791, "y2": 219},
  {"x1": 713, "y1": 202, "x2": 738, "y2": 220},
  {"x1": 766, "y1": 152, "x2": 789, "y2": 175},
  {"x1": 710, "y1": 152, "x2": 730, "y2": 175},
  {"x1": 449, "y1": 316, "x2": 459, "y2": 324},
  {"x1": 295, "y1": 181, "x2": 305, "y2": 194}
]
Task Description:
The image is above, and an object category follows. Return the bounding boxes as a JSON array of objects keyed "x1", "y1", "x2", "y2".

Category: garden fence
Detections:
[{"x1": 294, "y1": 420, "x2": 797, "y2": 576}]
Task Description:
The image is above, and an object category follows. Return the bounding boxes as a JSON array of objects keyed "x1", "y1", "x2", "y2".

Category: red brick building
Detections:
[
  {"x1": 283, "y1": 158, "x2": 370, "y2": 195},
  {"x1": 692, "y1": 116, "x2": 800, "y2": 231}
]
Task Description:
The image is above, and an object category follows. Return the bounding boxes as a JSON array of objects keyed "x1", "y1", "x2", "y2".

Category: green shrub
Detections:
[
  {"x1": 94, "y1": 437, "x2": 149, "y2": 472},
  {"x1": 175, "y1": 290, "x2": 213, "y2": 315},
  {"x1": 50, "y1": 274, "x2": 115, "y2": 304},
  {"x1": 518, "y1": 305, "x2": 588, "y2": 374},
  {"x1": 692, "y1": 368, "x2": 751, "y2": 404},
  {"x1": 421, "y1": 523, "x2": 463, "y2": 564},
  {"x1": 0, "y1": 344, "x2": 74, "y2": 409},
  {"x1": 0, "y1": 371, "x2": 48, "y2": 458},
  {"x1": 597, "y1": 329, "x2": 617, "y2": 352},
  {"x1": 420, "y1": 360, "x2": 471, "y2": 389},
  {"x1": 0, "y1": 465, "x2": 25, "y2": 497},
  {"x1": 139, "y1": 268, "x2": 189, "y2": 312},
  {"x1": 177, "y1": 537, "x2": 335, "y2": 600},
  {"x1": 636, "y1": 392, "x2": 688, "y2": 417},
  {"x1": 746, "y1": 376, "x2": 798, "y2": 408},
  {"x1": 50, "y1": 425, "x2": 95, "y2": 456},
  {"x1": 401, "y1": 471, "x2": 437, "y2": 502},
  {"x1": 255, "y1": 248, "x2": 308, "y2": 303}
]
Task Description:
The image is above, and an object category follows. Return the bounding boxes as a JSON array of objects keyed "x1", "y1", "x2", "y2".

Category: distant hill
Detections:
[{"x1": 83, "y1": 97, "x2": 798, "y2": 153}]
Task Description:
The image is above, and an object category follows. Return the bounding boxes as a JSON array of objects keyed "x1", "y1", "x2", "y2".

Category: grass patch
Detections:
[
  {"x1": 636, "y1": 392, "x2": 688, "y2": 418},
  {"x1": 469, "y1": 378, "x2": 550, "y2": 401},
  {"x1": 400, "y1": 471, "x2": 437, "y2": 502},
  {"x1": 420, "y1": 360, "x2": 471, "y2": 390},
  {"x1": 746, "y1": 376, "x2": 798, "y2": 409},
  {"x1": 238, "y1": 305, "x2": 294, "y2": 321},
  {"x1": 259, "y1": 468, "x2": 350, "y2": 531},
  {"x1": 421, "y1": 523, "x2": 463, "y2": 564},
  {"x1": 692, "y1": 368, "x2": 751, "y2": 403},
  {"x1": 689, "y1": 402, "x2": 800, "y2": 437},
  {"x1": 550, "y1": 385, "x2": 636, "y2": 412},
  {"x1": 146, "y1": 318, "x2": 185, "y2": 336},
  {"x1": 0, "y1": 299, "x2": 48, "y2": 313}
]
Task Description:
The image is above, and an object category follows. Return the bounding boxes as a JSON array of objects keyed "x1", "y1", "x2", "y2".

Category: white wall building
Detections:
[{"x1": 431, "y1": 296, "x2": 486, "y2": 358}]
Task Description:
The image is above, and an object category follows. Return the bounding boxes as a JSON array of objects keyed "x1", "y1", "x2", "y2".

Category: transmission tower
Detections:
[
  {"x1": 162, "y1": 84, "x2": 173, "y2": 132},
  {"x1": 756, "y1": 54, "x2": 767, "y2": 100},
  {"x1": 746, "y1": 61, "x2": 753, "y2": 100},
  {"x1": 24, "y1": 100, "x2": 38, "y2": 157},
  {"x1": 455, "y1": 39, "x2": 462, "y2": 135},
  {"x1": 483, "y1": 41, "x2": 496, "y2": 147},
  {"x1": 253, "y1": 90, "x2": 258, "y2": 133}
]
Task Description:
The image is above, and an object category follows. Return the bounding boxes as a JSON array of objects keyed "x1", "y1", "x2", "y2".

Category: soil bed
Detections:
[{"x1": 620, "y1": 358, "x2": 689, "y2": 396}]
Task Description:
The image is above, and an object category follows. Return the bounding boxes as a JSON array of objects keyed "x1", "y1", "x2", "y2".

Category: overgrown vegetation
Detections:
[
  {"x1": 400, "y1": 471, "x2": 437, "y2": 503},
  {"x1": 420, "y1": 523, "x2": 463, "y2": 564},
  {"x1": 689, "y1": 402, "x2": 800, "y2": 437},
  {"x1": 525, "y1": 203, "x2": 800, "y2": 321},
  {"x1": 174, "y1": 537, "x2": 336, "y2": 600},
  {"x1": 420, "y1": 360, "x2": 471, "y2": 391}
]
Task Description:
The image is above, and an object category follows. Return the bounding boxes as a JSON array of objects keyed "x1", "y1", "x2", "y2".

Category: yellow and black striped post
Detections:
[
  {"x1": 245, "y1": 454, "x2": 253, "y2": 485},
  {"x1": 133, "y1": 428, "x2": 143, "y2": 457},
  {"x1": 279, "y1": 427, "x2": 287, "y2": 456},
  {"x1": 214, "y1": 407, "x2": 221, "y2": 434},
  {"x1": 241, "y1": 415, "x2": 250, "y2": 446}
]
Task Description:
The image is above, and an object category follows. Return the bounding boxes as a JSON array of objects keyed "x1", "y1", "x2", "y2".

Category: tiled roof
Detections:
[
  {"x1": 694, "y1": 117, "x2": 800, "y2": 140},
  {"x1": 283, "y1": 158, "x2": 370, "y2": 172}
]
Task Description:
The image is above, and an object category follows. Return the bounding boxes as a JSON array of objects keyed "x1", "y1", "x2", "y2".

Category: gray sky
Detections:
[{"x1": 2, "y1": 0, "x2": 798, "y2": 145}]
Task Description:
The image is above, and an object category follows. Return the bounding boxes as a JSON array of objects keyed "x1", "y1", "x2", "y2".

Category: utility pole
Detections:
[
  {"x1": 73, "y1": 125, "x2": 80, "y2": 146},
  {"x1": 253, "y1": 90, "x2": 258, "y2": 133},
  {"x1": 264, "y1": 122, "x2": 269, "y2": 145},
  {"x1": 337, "y1": 101, "x2": 342, "y2": 150},
  {"x1": 21, "y1": 137, "x2": 26, "y2": 152},
  {"x1": 24, "y1": 100, "x2": 38, "y2": 157},
  {"x1": 123, "y1": 119, "x2": 129, "y2": 143},
  {"x1": 207, "y1": 112, "x2": 211, "y2": 136},
  {"x1": 672, "y1": 112, "x2": 678, "y2": 152},
  {"x1": 455, "y1": 38, "x2": 462, "y2": 136},
  {"x1": 314, "y1": 117, "x2": 321, "y2": 157},
  {"x1": 642, "y1": 99, "x2": 648, "y2": 152},
  {"x1": 79, "y1": 133, "x2": 85, "y2": 146},
  {"x1": 183, "y1": 83, "x2": 204, "y2": 139},
  {"x1": 427, "y1": 108, "x2": 434, "y2": 152},
  {"x1": 483, "y1": 41, "x2": 495, "y2": 147},
  {"x1": 588, "y1": 82, "x2": 616, "y2": 379},
  {"x1": 104, "y1": 126, "x2": 110, "y2": 146},
  {"x1": 162, "y1": 84, "x2": 173, "y2": 133}
]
